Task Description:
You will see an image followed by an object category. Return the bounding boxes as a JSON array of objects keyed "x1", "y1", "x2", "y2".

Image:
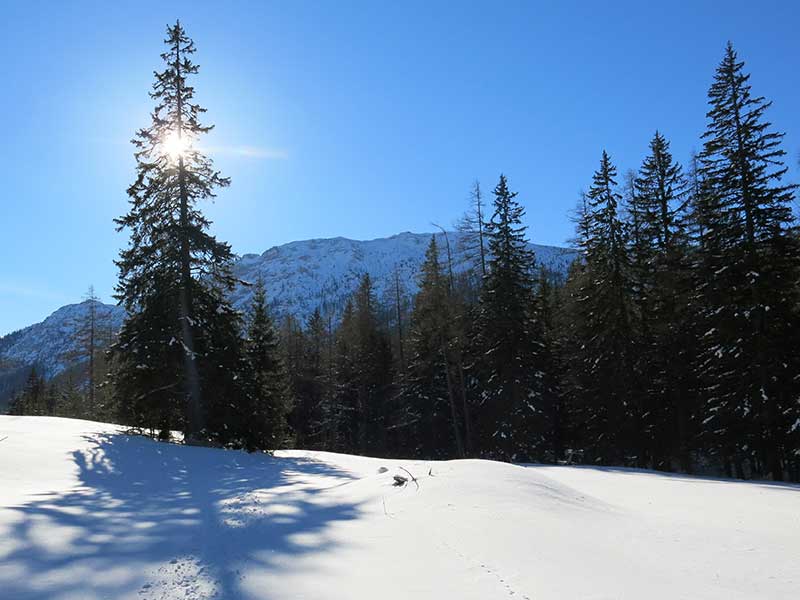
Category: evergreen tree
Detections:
[
  {"x1": 329, "y1": 276, "x2": 394, "y2": 456},
  {"x1": 353, "y1": 274, "x2": 394, "y2": 455},
  {"x1": 405, "y1": 236, "x2": 465, "y2": 458},
  {"x1": 303, "y1": 307, "x2": 339, "y2": 449},
  {"x1": 52, "y1": 374, "x2": 87, "y2": 420},
  {"x1": 629, "y1": 133, "x2": 697, "y2": 471},
  {"x1": 536, "y1": 267, "x2": 567, "y2": 462},
  {"x1": 331, "y1": 300, "x2": 359, "y2": 452},
  {"x1": 470, "y1": 174, "x2": 548, "y2": 461},
  {"x1": 286, "y1": 308, "x2": 332, "y2": 450},
  {"x1": 295, "y1": 308, "x2": 332, "y2": 449},
  {"x1": 9, "y1": 367, "x2": 47, "y2": 416},
  {"x1": 243, "y1": 279, "x2": 291, "y2": 451},
  {"x1": 280, "y1": 312, "x2": 304, "y2": 445},
  {"x1": 113, "y1": 21, "x2": 244, "y2": 442},
  {"x1": 693, "y1": 43, "x2": 800, "y2": 480},
  {"x1": 569, "y1": 152, "x2": 639, "y2": 465}
]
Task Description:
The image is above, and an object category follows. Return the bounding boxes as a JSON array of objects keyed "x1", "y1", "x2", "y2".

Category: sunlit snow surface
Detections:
[{"x1": 2, "y1": 415, "x2": 797, "y2": 599}]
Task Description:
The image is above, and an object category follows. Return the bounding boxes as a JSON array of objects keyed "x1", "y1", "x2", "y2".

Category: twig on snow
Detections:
[
  {"x1": 399, "y1": 466, "x2": 420, "y2": 491},
  {"x1": 382, "y1": 496, "x2": 395, "y2": 518}
]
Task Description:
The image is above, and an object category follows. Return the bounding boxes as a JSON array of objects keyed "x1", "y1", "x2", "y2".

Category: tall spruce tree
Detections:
[
  {"x1": 299, "y1": 307, "x2": 339, "y2": 449},
  {"x1": 629, "y1": 132, "x2": 697, "y2": 471},
  {"x1": 291, "y1": 308, "x2": 332, "y2": 449},
  {"x1": 570, "y1": 152, "x2": 640, "y2": 465},
  {"x1": 285, "y1": 309, "x2": 330, "y2": 450},
  {"x1": 470, "y1": 175, "x2": 548, "y2": 461},
  {"x1": 693, "y1": 43, "x2": 800, "y2": 480},
  {"x1": 328, "y1": 278, "x2": 394, "y2": 456},
  {"x1": 244, "y1": 279, "x2": 291, "y2": 451},
  {"x1": 535, "y1": 266, "x2": 567, "y2": 462},
  {"x1": 331, "y1": 300, "x2": 359, "y2": 452},
  {"x1": 113, "y1": 22, "x2": 244, "y2": 442},
  {"x1": 405, "y1": 236, "x2": 465, "y2": 458},
  {"x1": 352, "y1": 274, "x2": 394, "y2": 455}
]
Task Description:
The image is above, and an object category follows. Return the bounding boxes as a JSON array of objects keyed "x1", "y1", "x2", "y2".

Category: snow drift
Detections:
[{"x1": 0, "y1": 416, "x2": 797, "y2": 599}]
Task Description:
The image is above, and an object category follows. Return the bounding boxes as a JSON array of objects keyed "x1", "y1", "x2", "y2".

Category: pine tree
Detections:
[
  {"x1": 300, "y1": 307, "x2": 339, "y2": 449},
  {"x1": 331, "y1": 300, "x2": 359, "y2": 452},
  {"x1": 405, "y1": 236, "x2": 465, "y2": 458},
  {"x1": 353, "y1": 274, "x2": 394, "y2": 455},
  {"x1": 280, "y1": 312, "x2": 304, "y2": 445},
  {"x1": 693, "y1": 43, "x2": 800, "y2": 480},
  {"x1": 328, "y1": 276, "x2": 395, "y2": 456},
  {"x1": 294, "y1": 308, "x2": 332, "y2": 449},
  {"x1": 244, "y1": 279, "x2": 291, "y2": 451},
  {"x1": 552, "y1": 258, "x2": 586, "y2": 463},
  {"x1": 9, "y1": 367, "x2": 47, "y2": 416},
  {"x1": 570, "y1": 152, "x2": 639, "y2": 465},
  {"x1": 113, "y1": 22, "x2": 244, "y2": 442},
  {"x1": 51, "y1": 373, "x2": 86, "y2": 419},
  {"x1": 285, "y1": 309, "x2": 328, "y2": 449},
  {"x1": 470, "y1": 175, "x2": 548, "y2": 461},
  {"x1": 628, "y1": 133, "x2": 697, "y2": 471}
]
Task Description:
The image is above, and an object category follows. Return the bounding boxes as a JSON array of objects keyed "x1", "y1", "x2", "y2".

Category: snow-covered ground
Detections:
[{"x1": 0, "y1": 416, "x2": 797, "y2": 599}]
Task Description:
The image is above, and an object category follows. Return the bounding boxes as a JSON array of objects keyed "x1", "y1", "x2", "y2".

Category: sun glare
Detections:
[{"x1": 161, "y1": 131, "x2": 190, "y2": 162}]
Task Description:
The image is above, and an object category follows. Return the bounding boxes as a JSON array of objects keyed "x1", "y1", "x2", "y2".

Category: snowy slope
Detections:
[
  {"x1": 1, "y1": 416, "x2": 798, "y2": 600},
  {"x1": 0, "y1": 232, "x2": 577, "y2": 387},
  {"x1": 230, "y1": 231, "x2": 578, "y2": 319},
  {"x1": 0, "y1": 301, "x2": 125, "y2": 379}
]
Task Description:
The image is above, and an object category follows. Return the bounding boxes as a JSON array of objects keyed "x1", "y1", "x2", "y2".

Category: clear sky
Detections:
[{"x1": 1, "y1": 0, "x2": 798, "y2": 335}]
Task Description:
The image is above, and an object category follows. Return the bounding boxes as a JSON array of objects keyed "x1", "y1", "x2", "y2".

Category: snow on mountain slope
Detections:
[
  {"x1": 230, "y1": 231, "x2": 577, "y2": 318},
  {"x1": 1, "y1": 415, "x2": 798, "y2": 600},
  {"x1": 0, "y1": 232, "x2": 577, "y2": 386},
  {"x1": 0, "y1": 301, "x2": 125, "y2": 379}
]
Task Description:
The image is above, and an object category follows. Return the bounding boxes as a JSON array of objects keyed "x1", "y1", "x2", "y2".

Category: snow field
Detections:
[{"x1": 0, "y1": 416, "x2": 797, "y2": 599}]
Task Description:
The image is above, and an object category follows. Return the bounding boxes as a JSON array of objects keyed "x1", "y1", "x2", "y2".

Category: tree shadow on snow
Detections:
[{"x1": 0, "y1": 432, "x2": 362, "y2": 599}]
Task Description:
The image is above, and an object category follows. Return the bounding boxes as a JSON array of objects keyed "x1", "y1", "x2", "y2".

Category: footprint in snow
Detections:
[{"x1": 443, "y1": 542, "x2": 530, "y2": 599}]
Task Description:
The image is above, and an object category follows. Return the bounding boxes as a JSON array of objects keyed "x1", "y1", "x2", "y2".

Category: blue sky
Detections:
[{"x1": 1, "y1": 0, "x2": 798, "y2": 334}]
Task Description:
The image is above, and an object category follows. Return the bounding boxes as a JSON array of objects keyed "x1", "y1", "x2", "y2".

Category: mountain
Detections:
[
  {"x1": 230, "y1": 231, "x2": 577, "y2": 318},
  {"x1": 0, "y1": 231, "x2": 577, "y2": 408},
  {"x1": 0, "y1": 302, "x2": 125, "y2": 411}
]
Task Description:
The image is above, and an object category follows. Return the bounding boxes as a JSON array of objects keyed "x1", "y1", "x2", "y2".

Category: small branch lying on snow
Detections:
[
  {"x1": 0, "y1": 436, "x2": 8, "y2": 443},
  {"x1": 398, "y1": 467, "x2": 420, "y2": 491}
]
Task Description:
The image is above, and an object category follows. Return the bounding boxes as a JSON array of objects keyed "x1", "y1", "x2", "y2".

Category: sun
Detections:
[{"x1": 160, "y1": 130, "x2": 190, "y2": 162}]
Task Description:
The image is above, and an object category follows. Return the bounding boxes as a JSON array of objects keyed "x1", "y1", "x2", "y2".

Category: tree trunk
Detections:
[{"x1": 174, "y1": 37, "x2": 203, "y2": 440}]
